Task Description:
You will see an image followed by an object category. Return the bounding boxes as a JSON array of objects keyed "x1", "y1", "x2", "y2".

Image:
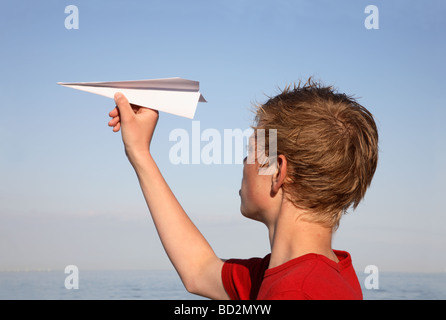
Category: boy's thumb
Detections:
[{"x1": 114, "y1": 92, "x2": 133, "y2": 121}]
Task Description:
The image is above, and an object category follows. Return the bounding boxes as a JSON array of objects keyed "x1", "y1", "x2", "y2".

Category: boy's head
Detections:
[{"x1": 251, "y1": 79, "x2": 378, "y2": 229}]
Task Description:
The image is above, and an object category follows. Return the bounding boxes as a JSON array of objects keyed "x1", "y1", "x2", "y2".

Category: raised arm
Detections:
[{"x1": 108, "y1": 93, "x2": 229, "y2": 300}]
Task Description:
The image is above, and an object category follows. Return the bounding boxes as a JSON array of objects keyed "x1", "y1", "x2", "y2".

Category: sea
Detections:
[{"x1": 0, "y1": 270, "x2": 444, "y2": 300}]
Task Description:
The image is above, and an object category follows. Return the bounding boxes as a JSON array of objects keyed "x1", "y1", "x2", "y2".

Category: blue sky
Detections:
[{"x1": 0, "y1": 0, "x2": 445, "y2": 274}]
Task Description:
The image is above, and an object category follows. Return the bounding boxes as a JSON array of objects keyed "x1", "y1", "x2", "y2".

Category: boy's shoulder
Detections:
[
  {"x1": 258, "y1": 250, "x2": 362, "y2": 300},
  {"x1": 222, "y1": 250, "x2": 362, "y2": 300}
]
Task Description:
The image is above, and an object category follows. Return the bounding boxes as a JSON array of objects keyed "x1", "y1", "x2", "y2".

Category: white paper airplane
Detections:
[{"x1": 58, "y1": 77, "x2": 206, "y2": 119}]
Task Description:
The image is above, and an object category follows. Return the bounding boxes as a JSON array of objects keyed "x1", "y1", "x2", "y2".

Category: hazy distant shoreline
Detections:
[{"x1": 0, "y1": 270, "x2": 444, "y2": 300}]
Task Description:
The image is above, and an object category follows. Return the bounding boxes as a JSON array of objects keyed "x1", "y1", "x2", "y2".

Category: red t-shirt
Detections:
[{"x1": 222, "y1": 250, "x2": 362, "y2": 300}]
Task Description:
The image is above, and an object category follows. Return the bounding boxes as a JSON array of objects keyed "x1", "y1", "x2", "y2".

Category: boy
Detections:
[{"x1": 107, "y1": 79, "x2": 378, "y2": 300}]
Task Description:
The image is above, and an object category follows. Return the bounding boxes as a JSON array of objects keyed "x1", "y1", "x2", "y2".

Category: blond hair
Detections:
[{"x1": 253, "y1": 79, "x2": 378, "y2": 229}]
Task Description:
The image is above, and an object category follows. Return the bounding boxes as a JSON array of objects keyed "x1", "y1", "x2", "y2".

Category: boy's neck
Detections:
[{"x1": 267, "y1": 201, "x2": 338, "y2": 269}]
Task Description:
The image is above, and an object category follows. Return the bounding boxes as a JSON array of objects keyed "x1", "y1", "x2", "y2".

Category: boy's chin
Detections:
[{"x1": 240, "y1": 206, "x2": 262, "y2": 222}]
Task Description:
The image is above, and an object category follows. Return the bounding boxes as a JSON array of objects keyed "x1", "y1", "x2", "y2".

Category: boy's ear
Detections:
[{"x1": 271, "y1": 154, "x2": 287, "y2": 195}]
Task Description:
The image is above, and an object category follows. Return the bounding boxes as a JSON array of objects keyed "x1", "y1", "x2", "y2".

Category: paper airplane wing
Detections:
[{"x1": 58, "y1": 78, "x2": 206, "y2": 119}]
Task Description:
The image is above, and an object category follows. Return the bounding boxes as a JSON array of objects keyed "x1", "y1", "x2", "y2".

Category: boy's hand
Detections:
[{"x1": 108, "y1": 92, "x2": 159, "y2": 161}]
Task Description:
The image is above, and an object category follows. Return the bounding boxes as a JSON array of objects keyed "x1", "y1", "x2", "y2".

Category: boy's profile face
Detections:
[{"x1": 239, "y1": 135, "x2": 273, "y2": 223}]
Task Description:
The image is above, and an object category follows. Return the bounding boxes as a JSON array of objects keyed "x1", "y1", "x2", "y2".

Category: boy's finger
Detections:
[
  {"x1": 108, "y1": 116, "x2": 120, "y2": 127},
  {"x1": 112, "y1": 122, "x2": 121, "y2": 132},
  {"x1": 109, "y1": 107, "x2": 119, "y2": 118},
  {"x1": 114, "y1": 92, "x2": 133, "y2": 122}
]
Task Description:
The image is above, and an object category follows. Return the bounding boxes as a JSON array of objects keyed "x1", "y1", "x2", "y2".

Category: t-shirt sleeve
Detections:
[{"x1": 221, "y1": 255, "x2": 270, "y2": 300}]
